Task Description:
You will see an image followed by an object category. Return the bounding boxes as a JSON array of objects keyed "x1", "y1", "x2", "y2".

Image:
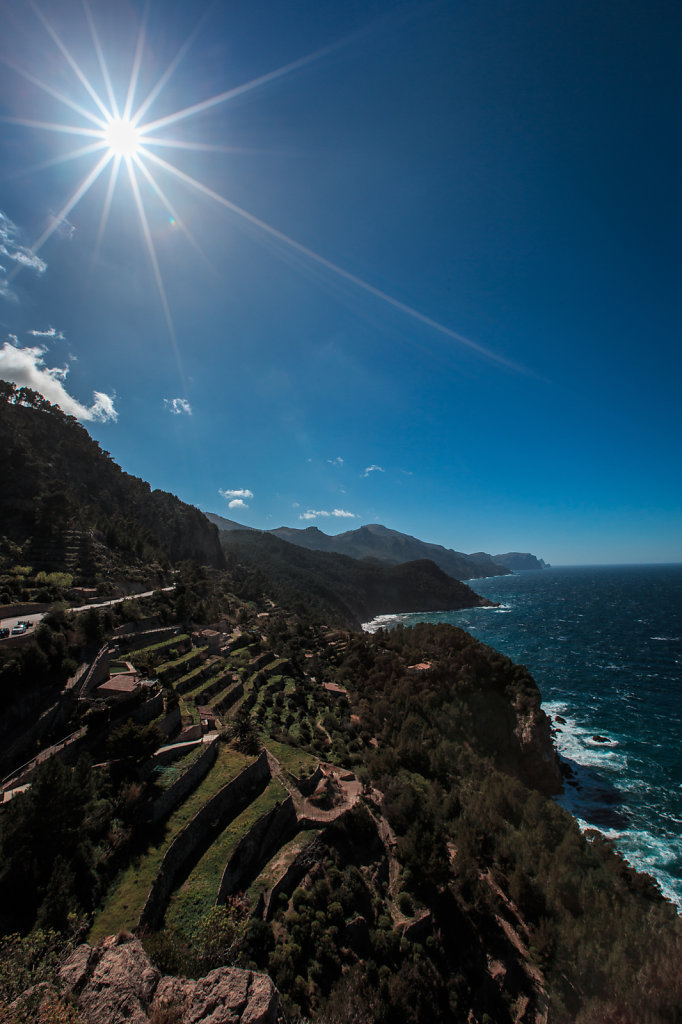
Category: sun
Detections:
[
  {"x1": 102, "y1": 117, "x2": 141, "y2": 159},
  {"x1": 1, "y1": 1, "x2": 517, "y2": 376}
]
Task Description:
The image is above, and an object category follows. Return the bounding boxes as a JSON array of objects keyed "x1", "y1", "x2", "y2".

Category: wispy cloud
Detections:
[
  {"x1": 363, "y1": 464, "x2": 384, "y2": 477},
  {"x1": 164, "y1": 397, "x2": 192, "y2": 416},
  {"x1": 0, "y1": 337, "x2": 117, "y2": 422},
  {"x1": 27, "y1": 326, "x2": 65, "y2": 340},
  {"x1": 299, "y1": 508, "x2": 356, "y2": 521},
  {"x1": 327, "y1": 456, "x2": 344, "y2": 466},
  {"x1": 219, "y1": 487, "x2": 253, "y2": 510},
  {"x1": 0, "y1": 212, "x2": 47, "y2": 300}
]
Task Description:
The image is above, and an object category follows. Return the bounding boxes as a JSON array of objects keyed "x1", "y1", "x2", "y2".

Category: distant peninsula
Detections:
[{"x1": 493, "y1": 552, "x2": 550, "y2": 571}]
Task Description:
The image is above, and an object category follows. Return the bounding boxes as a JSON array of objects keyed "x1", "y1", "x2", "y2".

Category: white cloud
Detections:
[
  {"x1": 220, "y1": 488, "x2": 254, "y2": 501},
  {"x1": 0, "y1": 212, "x2": 47, "y2": 300},
  {"x1": 299, "y1": 508, "x2": 355, "y2": 520},
  {"x1": 292, "y1": 502, "x2": 300, "y2": 508},
  {"x1": 28, "y1": 326, "x2": 65, "y2": 340},
  {"x1": 327, "y1": 456, "x2": 344, "y2": 465},
  {"x1": 164, "y1": 397, "x2": 192, "y2": 416},
  {"x1": 219, "y1": 487, "x2": 253, "y2": 510},
  {"x1": 363, "y1": 464, "x2": 384, "y2": 477},
  {"x1": 0, "y1": 338, "x2": 117, "y2": 422}
]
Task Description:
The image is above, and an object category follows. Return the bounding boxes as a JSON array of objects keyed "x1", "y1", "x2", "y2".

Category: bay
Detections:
[{"x1": 363, "y1": 564, "x2": 682, "y2": 906}]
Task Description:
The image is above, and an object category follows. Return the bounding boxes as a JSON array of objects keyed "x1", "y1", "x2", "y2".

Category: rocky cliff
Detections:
[
  {"x1": 57, "y1": 935, "x2": 280, "y2": 1024},
  {"x1": 493, "y1": 552, "x2": 549, "y2": 570}
]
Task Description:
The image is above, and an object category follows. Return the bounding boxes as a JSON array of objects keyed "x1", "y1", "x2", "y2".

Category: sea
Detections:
[{"x1": 363, "y1": 564, "x2": 682, "y2": 908}]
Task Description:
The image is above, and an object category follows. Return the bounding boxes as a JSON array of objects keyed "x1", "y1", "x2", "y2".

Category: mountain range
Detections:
[{"x1": 206, "y1": 513, "x2": 548, "y2": 578}]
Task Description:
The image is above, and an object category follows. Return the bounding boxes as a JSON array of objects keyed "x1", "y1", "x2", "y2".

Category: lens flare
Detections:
[{"x1": 1, "y1": 1, "x2": 525, "y2": 376}]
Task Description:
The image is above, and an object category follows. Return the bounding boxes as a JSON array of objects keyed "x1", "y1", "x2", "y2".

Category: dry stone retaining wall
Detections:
[
  {"x1": 216, "y1": 796, "x2": 298, "y2": 904},
  {"x1": 138, "y1": 749, "x2": 271, "y2": 932},
  {"x1": 150, "y1": 736, "x2": 219, "y2": 824},
  {"x1": 80, "y1": 644, "x2": 111, "y2": 696},
  {"x1": 296, "y1": 763, "x2": 324, "y2": 797},
  {"x1": 215, "y1": 681, "x2": 243, "y2": 713},
  {"x1": 264, "y1": 829, "x2": 330, "y2": 921}
]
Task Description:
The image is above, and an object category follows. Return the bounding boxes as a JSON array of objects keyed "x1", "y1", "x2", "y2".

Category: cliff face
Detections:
[
  {"x1": 363, "y1": 622, "x2": 563, "y2": 796},
  {"x1": 57, "y1": 935, "x2": 280, "y2": 1024},
  {"x1": 493, "y1": 552, "x2": 549, "y2": 571}
]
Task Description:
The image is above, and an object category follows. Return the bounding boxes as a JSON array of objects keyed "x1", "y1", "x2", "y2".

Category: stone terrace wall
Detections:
[
  {"x1": 151, "y1": 740, "x2": 202, "y2": 768},
  {"x1": 216, "y1": 796, "x2": 297, "y2": 904},
  {"x1": 215, "y1": 682, "x2": 243, "y2": 713},
  {"x1": 150, "y1": 736, "x2": 219, "y2": 825},
  {"x1": 114, "y1": 626, "x2": 180, "y2": 647},
  {"x1": 264, "y1": 829, "x2": 331, "y2": 921},
  {"x1": 137, "y1": 749, "x2": 271, "y2": 933},
  {"x1": 80, "y1": 644, "x2": 111, "y2": 696},
  {"x1": 296, "y1": 763, "x2": 324, "y2": 797}
]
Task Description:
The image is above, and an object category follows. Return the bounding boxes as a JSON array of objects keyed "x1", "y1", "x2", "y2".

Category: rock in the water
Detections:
[{"x1": 58, "y1": 936, "x2": 280, "y2": 1024}]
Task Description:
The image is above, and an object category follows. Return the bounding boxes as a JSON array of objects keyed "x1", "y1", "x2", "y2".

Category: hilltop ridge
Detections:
[
  {"x1": 0, "y1": 383, "x2": 225, "y2": 587},
  {"x1": 206, "y1": 513, "x2": 547, "y2": 581}
]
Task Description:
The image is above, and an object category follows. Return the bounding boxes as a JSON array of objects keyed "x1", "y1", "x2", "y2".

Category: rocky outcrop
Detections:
[
  {"x1": 511, "y1": 698, "x2": 563, "y2": 795},
  {"x1": 58, "y1": 935, "x2": 279, "y2": 1024}
]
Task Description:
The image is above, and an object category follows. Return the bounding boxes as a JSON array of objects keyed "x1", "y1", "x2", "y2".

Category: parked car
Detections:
[
  {"x1": 11, "y1": 624, "x2": 27, "y2": 636},
  {"x1": 0, "y1": 627, "x2": 9, "y2": 638}
]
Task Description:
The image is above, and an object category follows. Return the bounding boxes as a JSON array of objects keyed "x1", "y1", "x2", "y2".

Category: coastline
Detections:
[{"x1": 359, "y1": 570, "x2": 682, "y2": 910}]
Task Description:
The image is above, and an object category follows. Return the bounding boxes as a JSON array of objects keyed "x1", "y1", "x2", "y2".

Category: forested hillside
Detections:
[
  {"x1": 0, "y1": 387, "x2": 680, "y2": 1024},
  {"x1": 219, "y1": 528, "x2": 495, "y2": 628},
  {"x1": 0, "y1": 382, "x2": 224, "y2": 588},
  {"x1": 265, "y1": 522, "x2": 512, "y2": 580}
]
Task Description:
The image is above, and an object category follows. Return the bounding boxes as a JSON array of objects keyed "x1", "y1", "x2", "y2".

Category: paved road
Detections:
[{"x1": 0, "y1": 586, "x2": 175, "y2": 640}]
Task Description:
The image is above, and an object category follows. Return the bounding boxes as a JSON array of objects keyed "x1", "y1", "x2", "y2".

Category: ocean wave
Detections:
[
  {"x1": 569, "y1": 817, "x2": 682, "y2": 907},
  {"x1": 361, "y1": 613, "x2": 406, "y2": 633}
]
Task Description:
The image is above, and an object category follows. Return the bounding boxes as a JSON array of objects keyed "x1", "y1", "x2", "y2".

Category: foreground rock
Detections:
[{"x1": 58, "y1": 935, "x2": 280, "y2": 1024}]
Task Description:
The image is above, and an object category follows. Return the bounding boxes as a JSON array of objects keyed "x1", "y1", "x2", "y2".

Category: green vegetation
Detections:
[
  {"x1": 0, "y1": 929, "x2": 83, "y2": 1023},
  {"x1": 0, "y1": 383, "x2": 224, "y2": 590},
  {"x1": 151, "y1": 744, "x2": 204, "y2": 791},
  {"x1": 0, "y1": 758, "x2": 115, "y2": 932},
  {"x1": 88, "y1": 744, "x2": 251, "y2": 943},
  {"x1": 164, "y1": 778, "x2": 288, "y2": 939},
  {"x1": 1, "y1": 389, "x2": 681, "y2": 1024}
]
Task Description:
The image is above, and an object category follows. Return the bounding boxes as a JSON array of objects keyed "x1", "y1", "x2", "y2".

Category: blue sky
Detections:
[{"x1": 1, "y1": 0, "x2": 680, "y2": 566}]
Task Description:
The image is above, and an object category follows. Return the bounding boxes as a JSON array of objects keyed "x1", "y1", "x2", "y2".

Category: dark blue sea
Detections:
[{"x1": 364, "y1": 564, "x2": 682, "y2": 907}]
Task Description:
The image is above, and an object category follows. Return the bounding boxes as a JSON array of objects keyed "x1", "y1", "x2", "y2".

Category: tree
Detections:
[{"x1": 229, "y1": 704, "x2": 260, "y2": 754}]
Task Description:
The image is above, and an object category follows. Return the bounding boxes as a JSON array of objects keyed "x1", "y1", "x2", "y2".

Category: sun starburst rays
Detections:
[{"x1": 4, "y1": 0, "x2": 525, "y2": 378}]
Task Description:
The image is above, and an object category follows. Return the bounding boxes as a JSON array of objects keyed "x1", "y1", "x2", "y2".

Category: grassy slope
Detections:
[
  {"x1": 89, "y1": 745, "x2": 251, "y2": 942},
  {"x1": 164, "y1": 777, "x2": 288, "y2": 938}
]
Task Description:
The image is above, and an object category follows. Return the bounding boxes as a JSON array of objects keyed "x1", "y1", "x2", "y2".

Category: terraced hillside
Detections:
[{"x1": 90, "y1": 624, "x2": 366, "y2": 949}]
